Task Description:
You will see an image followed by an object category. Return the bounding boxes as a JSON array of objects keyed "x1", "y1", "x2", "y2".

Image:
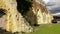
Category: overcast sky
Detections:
[{"x1": 40, "y1": 0, "x2": 60, "y2": 16}]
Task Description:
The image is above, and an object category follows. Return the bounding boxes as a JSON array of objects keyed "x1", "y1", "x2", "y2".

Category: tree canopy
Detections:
[{"x1": 16, "y1": 0, "x2": 32, "y2": 16}]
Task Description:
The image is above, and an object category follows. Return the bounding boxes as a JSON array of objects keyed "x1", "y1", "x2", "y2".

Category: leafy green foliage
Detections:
[
  {"x1": 26, "y1": 0, "x2": 32, "y2": 2},
  {"x1": 16, "y1": 0, "x2": 32, "y2": 16}
]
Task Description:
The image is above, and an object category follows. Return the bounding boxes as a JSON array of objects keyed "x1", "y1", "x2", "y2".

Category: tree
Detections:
[{"x1": 16, "y1": 0, "x2": 32, "y2": 16}]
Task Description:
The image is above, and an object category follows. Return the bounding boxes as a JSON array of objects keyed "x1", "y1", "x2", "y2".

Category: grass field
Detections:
[{"x1": 28, "y1": 23, "x2": 60, "y2": 34}]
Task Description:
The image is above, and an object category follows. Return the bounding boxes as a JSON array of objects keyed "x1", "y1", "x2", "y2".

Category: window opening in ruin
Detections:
[
  {"x1": 0, "y1": 9, "x2": 6, "y2": 18},
  {"x1": 0, "y1": 9, "x2": 6, "y2": 29}
]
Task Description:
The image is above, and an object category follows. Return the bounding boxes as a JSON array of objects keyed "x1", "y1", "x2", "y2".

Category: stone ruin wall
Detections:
[
  {"x1": 0, "y1": 0, "x2": 53, "y2": 33},
  {"x1": 26, "y1": 0, "x2": 53, "y2": 24},
  {"x1": 0, "y1": 0, "x2": 33, "y2": 33}
]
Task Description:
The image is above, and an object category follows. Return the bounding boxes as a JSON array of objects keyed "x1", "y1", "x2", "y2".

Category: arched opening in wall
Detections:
[
  {"x1": 0, "y1": 9, "x2": 14, "y2": 34},
  {"x1": 0, "y1": 9, "x2": 6, "y2": 29},
  {"x1": 0, "y1": 9, "x2": 6, "y2": 17}
]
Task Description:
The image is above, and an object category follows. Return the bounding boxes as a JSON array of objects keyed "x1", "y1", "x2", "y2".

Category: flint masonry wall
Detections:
[
  {"x1": 0, "y1": 0, "x2": 53, "y2": 33},
  {"x1": 25, "y1": 0, "x2": 53, "y2": 24},
  {"x1": 33, "y1": 0, "x2": 53, "y2": 24},
  {"x1": 0, "y1": 0, "x2": 33, "y2": 33}
]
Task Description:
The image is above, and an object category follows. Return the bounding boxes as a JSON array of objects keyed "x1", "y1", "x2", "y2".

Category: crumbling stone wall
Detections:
[
  {"x1": 0, "y1": 0, "x2": 53, "y2": 33},
  {"x1": 34, "y1": 0, "x2": 53, "y2": 24},
  {"x1": 26, "y1": 0, "x2": 53, "y2": 24},
  {"x1": 0, "y1": 0, "x2": 33, "y2": 33}
]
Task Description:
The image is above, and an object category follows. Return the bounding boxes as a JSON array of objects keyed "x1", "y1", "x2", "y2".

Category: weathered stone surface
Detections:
[
  {"x1": 18, "y1": 13, "x2": 33, "y2": 33},
  {"x1": 0, "y1": 0, "x2": 33, "y2": 33},
  {"x1": 0, "y1": 0, "x2": 53, "y2": 33},
  {"x1": 25, "y1": 0, "x2": 53, "y2": 24}
]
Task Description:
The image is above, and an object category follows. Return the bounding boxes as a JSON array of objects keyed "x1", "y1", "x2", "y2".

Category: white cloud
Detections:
[
  {"x1": 40, "y1": 0, "x2": 60, "y2": 16},
  {"x1": 52, "y1": 13, "x2": 60, "y2": 15},
  {"x1": 42, "y1": 0, "x2": 50, "y2": 4},
  {"x1": 47, "y1": 0, "x2": 60, "y2": 9},
  {"x1": 46, "y1": 0, "x2": 60, "y2": 16}
]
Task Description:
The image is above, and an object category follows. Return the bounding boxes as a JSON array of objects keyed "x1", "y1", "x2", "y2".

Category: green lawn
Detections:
[{"x1": 29, "y1": 24, "x2": 60, "y2": 34}]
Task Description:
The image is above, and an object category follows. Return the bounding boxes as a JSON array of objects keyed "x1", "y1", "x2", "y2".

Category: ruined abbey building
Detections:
[
  {"x1": 21, "y1": 0, "x2": 53, "y2": 25},
  {"x1": 0, "y1": 0, "x2": 53, "y2": 33},
  {"x1": 0, "y1": 0, "x2": 33, "y2": 33}
]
